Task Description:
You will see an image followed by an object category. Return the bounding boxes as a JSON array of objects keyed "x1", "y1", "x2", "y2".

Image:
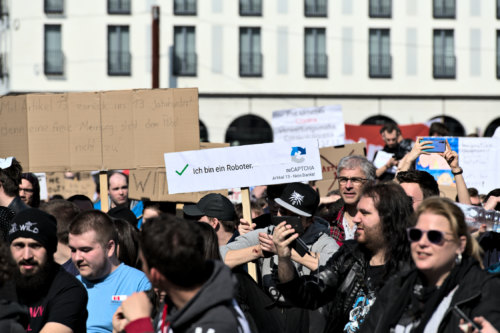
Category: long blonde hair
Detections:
[{"x1": 414, "y1": 197, "x2": 483, "y2": 266}]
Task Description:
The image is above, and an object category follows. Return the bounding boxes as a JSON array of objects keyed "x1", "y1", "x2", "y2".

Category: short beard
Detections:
[{"x1": 15, "y1": 258, "x2": 56, "y2": 301}]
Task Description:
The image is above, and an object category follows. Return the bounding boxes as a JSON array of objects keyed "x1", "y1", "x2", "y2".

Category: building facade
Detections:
[{"x1": 1, "y1": 0, "x2": 500, "y2": 144}]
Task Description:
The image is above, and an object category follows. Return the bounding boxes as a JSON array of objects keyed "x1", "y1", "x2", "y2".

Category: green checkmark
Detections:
[{"x1": 176, "y1": 164, "x2": 189, "y2": 176}]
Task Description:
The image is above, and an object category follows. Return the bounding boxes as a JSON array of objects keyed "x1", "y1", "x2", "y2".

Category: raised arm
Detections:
[{"x1": 441, "y1": 140, "x2": 471, "y2": 205}]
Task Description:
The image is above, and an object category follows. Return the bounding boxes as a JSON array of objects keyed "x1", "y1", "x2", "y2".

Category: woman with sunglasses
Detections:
[{"x1": 361, "y1": 197, "x2": 500, "y2": 333}]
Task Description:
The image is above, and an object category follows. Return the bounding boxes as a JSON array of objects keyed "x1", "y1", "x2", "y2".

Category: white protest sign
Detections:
[
  {"x1": 164, "y1": 140, "x2": 322, "y2": 194},
  {"x1": 272, "y1": 105, "x2": 345, "y2": 148},
  {"x1": 459, "y1": 138, "x2": 500, "y2": 193}
]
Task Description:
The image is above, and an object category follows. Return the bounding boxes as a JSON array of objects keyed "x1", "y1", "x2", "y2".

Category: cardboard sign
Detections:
[
  {"x1": 128, "y1": 168, "x2": 228, "y2": 203},
  {"x1": 164, "y1": 140, "x2": 322, "y2": 194},
  {"x1": 45, "y1": 172, "x2": 96, "y2": 200},
  {"x1": 273, "y1": 105, "x2": 345, "y2": 148},
  {"x1": 0, "y1": 88, "x2": 200, "y2": 172},
  {"x1": 316, "y1": 142, "x2": 366, "y2": 197}
]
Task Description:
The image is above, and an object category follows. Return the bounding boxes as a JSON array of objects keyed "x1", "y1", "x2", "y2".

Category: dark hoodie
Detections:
[{"x1": 125, "y1": 260, "x2": 248, "y2": 333}]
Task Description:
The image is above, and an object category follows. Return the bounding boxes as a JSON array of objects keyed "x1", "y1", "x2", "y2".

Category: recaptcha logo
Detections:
[{"x1": 291, "y1": 147, "x2": 306, "y2": 163}]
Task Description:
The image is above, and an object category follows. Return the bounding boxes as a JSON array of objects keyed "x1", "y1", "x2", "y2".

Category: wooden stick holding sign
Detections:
[
  {"x1": 99, "y1": 171, "x2": 109, "y2": 213},
  {"x1": 241, "y1": 187, "x2": 258, "y2": 282}
]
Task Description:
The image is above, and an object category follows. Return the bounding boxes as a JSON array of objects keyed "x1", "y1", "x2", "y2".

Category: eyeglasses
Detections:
[
  {"x1": 338, "y1": 177, "x2": 368, "y2": 185},
  {"x1": 19, "y1": 188, "x2": 34, "y2": 193},
  {"x1": 406, "y1": 227, "x2": 452, "y2": 245}
]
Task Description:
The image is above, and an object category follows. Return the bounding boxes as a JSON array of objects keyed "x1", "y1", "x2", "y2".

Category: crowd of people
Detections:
[{"x1": 1, "y1": 123, "x2": 500, "y2": 333}]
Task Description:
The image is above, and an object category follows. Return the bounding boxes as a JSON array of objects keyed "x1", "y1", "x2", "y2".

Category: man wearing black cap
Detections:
[
  {"x1": 183, "y1": 193, "x2": 238, "y2": 246},
  {"x1": 220, "y1": 182, "x2": 339, "y2": 333},
  {"x1": 8, "y1": 208, "x2": 88, "y2": 333}
]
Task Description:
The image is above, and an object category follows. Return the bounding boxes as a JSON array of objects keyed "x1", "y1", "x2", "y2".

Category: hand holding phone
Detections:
[{"x1": 420, "y1": 137, "x2": 446, "y2": 153}]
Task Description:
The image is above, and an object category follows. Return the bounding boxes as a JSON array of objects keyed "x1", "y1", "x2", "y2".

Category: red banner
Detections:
[{"x1": 345, "y1": 123, "x2": 429, "y2": 161}]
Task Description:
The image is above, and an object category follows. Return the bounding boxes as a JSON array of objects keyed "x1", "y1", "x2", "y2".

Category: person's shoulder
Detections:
[
  {"x1": 115, "y1": 264, "x2": 147, "y2": 279},
  {"x1": 186, "y1": 303, "x2": 240, "y2": 332},
  {"x1": 49, "y1": 265, "x2": 88, "y2": 298}
]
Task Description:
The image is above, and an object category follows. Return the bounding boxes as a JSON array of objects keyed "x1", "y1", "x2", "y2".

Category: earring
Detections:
[{"x1": 455, "y1": 253, "x2": 462, "y2": 265}]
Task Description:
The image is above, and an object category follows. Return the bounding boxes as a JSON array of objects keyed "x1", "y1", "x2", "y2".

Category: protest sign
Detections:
[
  {"x1": 45, "y1": 172, "x2": 96, "y2": 200},
  {"x1": 416, "y1": 137, "x2": 500, "y2": 194},
  {"x1": 129, "y1": 143, "x2": 230, "y2": 202},
  {"x1": 315, "y1": 142, "x2": 366, "y2": 197},
  {"x1": 164, "y1": 140, "x2": 322, "y2": 194},
  {"x1": 272, "y1": 105, "x2": 345, "y2": 148},
  {"x1": 0, "y1": 88, "x2": 199, "y2": 172}
]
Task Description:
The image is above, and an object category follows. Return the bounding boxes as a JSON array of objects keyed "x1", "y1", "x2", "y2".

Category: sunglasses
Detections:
[{"x1": 406, "y1": 227, "x2": 452, "y2": 245}]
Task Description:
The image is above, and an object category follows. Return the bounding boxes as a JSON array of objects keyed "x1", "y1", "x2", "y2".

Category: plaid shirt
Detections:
[{"x1": 329, "y1": 206, "x2": 345, "y2": 247}]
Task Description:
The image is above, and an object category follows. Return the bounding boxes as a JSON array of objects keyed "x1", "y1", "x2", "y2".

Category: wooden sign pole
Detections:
[{"x1": 99, "y1": 171, "x2": 109, "y2": 213}]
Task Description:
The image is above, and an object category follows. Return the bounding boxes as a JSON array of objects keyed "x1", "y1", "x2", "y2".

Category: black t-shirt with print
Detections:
[
  {"x1": 17, "y1": 264, "x2": 88, "y2": 333},
  {"x1": 343, "y1": 265, "x2": 385, "y2": 333}
]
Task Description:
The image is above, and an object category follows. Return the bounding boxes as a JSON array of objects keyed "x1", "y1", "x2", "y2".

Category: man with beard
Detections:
[
  {"x1": 274, "y1": 182, "x2": 413, "y2": 332},
  {"x1": 8, "y1": 208, "x2": 88, "y2": 333}
]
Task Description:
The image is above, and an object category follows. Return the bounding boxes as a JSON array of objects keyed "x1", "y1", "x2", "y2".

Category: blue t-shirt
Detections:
[{"x1": 77, "y1": 263, "x2": 151, "y2": 333}]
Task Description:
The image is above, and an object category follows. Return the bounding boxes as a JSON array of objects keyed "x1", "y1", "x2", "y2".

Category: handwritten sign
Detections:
[
  {"x1": 164, "y1": 140, "x2": 322, "y2": 194},
  {"x1": 272, "y1": 105, "x2": 345, "y2": 148}
]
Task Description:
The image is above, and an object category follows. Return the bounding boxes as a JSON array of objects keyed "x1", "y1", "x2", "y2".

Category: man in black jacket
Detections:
[
  {"x1": 274, "y1": 182, "x2": 413, "y2": 332},
  {"x1": 113, "y1": 215, "x2": 250, "y2": 333}
]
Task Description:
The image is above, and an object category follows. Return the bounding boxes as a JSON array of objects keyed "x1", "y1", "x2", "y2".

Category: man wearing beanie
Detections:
[{"x1": 8, "y1": 208, "x2": 88, "y2": 333}]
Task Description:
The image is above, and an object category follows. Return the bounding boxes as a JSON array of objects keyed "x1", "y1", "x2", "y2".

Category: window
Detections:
[
  {"x1": 174, "y1": 0, "x2": 196, "y2": 15},
  {"x1": 305, "y1": 28, "x2": 327, "y2": 77},
  {"x1": 173, "y1": 26, "x2": 196, "y2": 76},
  {"x1": 433, "y1": 0, "x2": 455, "y2": 18},
  {"x1": 44, "y1": 0, "x2": 64, "y2": 14},
  {"x1": 369, "y1": 0, "x2": 391, "y2": 18},
  {"x1": 44, "y1": 25, "x2": 64, "y2": 75},
  {"x1": 108, "y1": 0, "x2": 130, "y2": 14},
  {"x1": 240, "y1": 0, "x2": 262, "y2": 16},
  {"x1": 305, "y1": 0, "x2": 327, "y2": 17},
  {"x1": 225, "y1": 115, "x2": 273, "y2": 146},
  {"x1": 239, "y1": 28, "x2": 262, "y2": 77},
  {"x1": 433, "y1": 29, "x2": 455, "y2": 78},
  {"x1": 497, "y1": 30, "x2": 500, "y2": 78},
  {"x1": 108, "y1": 26, "x2": 131, "y2": 76},
  {"x1": 369, "y1": 29, "x2": 391, "y2": 78},
  {"x1": 0, "y1": 0, "x2": 8, "y2": 18}
]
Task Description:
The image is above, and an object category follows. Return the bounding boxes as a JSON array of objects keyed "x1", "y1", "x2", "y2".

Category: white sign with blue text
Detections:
[{"x1": 164, "y1": 140, "x2": 322, "y2": 194}]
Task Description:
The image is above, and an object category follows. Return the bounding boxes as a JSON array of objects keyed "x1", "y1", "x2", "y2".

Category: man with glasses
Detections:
[
  {"x1": 327, "y1": 155, "x2": 376, "y2": 246},
  {"x1": 220, "y1": 182, "x2": 339, "y2": 333},
  {"x1": 274, "y1": 182, "x2": 413, "y2": 332}
]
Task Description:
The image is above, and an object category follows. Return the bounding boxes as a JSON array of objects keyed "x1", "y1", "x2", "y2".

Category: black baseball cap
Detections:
[
  {"x1": 275, "y1": 183, "x2": 319, "y2": 217},
  {"x1": 183, "y1": 193, "x2": 235, "y2": 221}
]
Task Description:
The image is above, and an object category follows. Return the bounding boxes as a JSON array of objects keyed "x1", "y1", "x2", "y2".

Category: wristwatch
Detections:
[{"x1": 451, "y1": 167, "x2": 463, "y2": 175}]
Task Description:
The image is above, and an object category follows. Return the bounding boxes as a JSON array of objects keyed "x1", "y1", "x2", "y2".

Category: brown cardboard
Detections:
[
  {"x1": 0, "y1": 88, "x2": 200, "y2": 172},
  {"x1": 100, "y1": 90, "x2": 135, "y2": 169},
  {"x1": 46, "y1": 172, "x2": 96, "y2": 200},
  {"x1": 67, "y1": 92, "x2": 103, "y2": 171},
  {"x1": 133, "y1": 89, "x2": 200, "y2": 168},
  {"x1": 27, "y1": 93, "x2": 70, "y2": 172},
  {"x1": 316, "y1": 143, "x2": 366, "y2": 196},
  {"x1": 0, "y1": 95, "x2": 29, "y2": 168}
]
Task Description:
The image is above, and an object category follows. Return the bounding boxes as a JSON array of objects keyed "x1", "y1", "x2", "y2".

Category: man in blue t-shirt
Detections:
[{"x1": 68, "y1": 210, "x2": 151, "y2": 333}]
